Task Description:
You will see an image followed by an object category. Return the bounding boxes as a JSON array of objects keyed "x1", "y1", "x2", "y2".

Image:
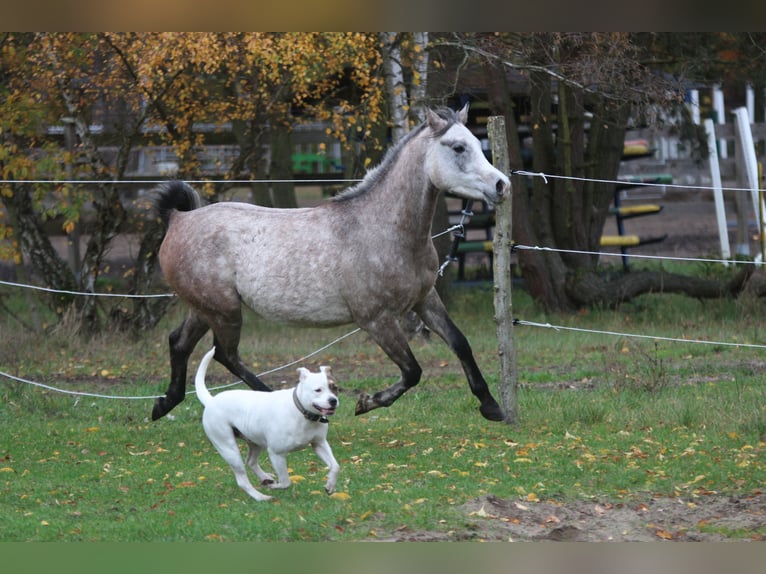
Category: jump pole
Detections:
[
  {"x1": 487, "y1": 115, "x2": 518, "y2": 425},
  {"x1": 733, "y1": 106, "x2": 764, "y2": 262},
  {"x1": 704, "y1": 118, "x2": 731, "y2": 263}
]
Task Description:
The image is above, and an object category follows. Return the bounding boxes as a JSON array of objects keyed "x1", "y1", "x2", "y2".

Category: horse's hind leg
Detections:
[
  {"x1": 414, "y1": 288, "x2": 505, "y2": 422},
  {"x1": 209, "y1": 311, "x2": 271, "y2": 393},
  {"x1": 152, "y1": 312, "x2": 210, "y2": 420},
  {"x1": 354, "y1": 315, "x2": 423, "y2": 416}
]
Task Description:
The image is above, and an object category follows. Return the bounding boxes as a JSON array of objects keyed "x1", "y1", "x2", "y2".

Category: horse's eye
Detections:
[{"x1": 453, "y1": 144, "x2": 466, "y2": 154}]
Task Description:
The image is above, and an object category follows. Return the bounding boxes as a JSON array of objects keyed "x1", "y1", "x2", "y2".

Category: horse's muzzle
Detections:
[
  {"x1": 496, "y1": 178, "x2": 508, "y2": 197},
  {"x1": 486, "y1": 177, "x2": 510, "y2": 205}
]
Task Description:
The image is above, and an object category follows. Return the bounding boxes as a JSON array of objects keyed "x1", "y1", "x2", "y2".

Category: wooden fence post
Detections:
[{"x1": 487, "y1": 116, "x2": 519, "y2": 425}]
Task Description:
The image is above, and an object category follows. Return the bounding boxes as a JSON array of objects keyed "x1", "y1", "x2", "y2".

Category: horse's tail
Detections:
[
  {"x1": 156, "y1": 180, "x2": 202, "y2": 228},
  {"x1": 194, "y1": 347, "x2": 217, "y2": 408}
]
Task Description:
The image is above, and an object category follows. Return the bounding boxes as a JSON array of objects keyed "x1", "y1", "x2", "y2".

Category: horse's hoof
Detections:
[
  {"x1": 480, "y1": 402, "x2": 505, "y2": 422},
  {"x1": 355, "y1": 393, "x2": 377, "y2": 416},
  {"x1": 151, "y1": 397, "x2": 170, "y2": 421}
]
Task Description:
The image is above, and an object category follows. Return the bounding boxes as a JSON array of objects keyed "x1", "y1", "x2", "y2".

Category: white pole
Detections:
[
  {"x1": 704, "y1": 118, "x2": 731, "y2": 263},
  {"x1": 733, "y1": 106, "x2": 763, "y2": 262},
  {"x1": 733, "y1": 107, "x2": 761, "y2": 228},
  {"x1": 688, "y1": 89, "x2": 700, "y2": 125},
  {"x1": 713, "y1": 84, "x2": 727, "y2": 159},
  {"x1": 746, "y1": 83, "x2": 755, "y2": 123}
]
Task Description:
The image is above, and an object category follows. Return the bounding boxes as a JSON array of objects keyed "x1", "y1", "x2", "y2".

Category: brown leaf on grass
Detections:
[{"x1": 654, "y1": 529, "x2": 674, "y2": 540}]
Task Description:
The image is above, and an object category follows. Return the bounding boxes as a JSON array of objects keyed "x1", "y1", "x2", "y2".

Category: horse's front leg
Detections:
[
  {"x1": 152, "y1": 312, "x2": 209, "y2": 420},
  {"x1": 414, "y1": 288, "x2": 505, "y2": 422},
  {"x1": 354, "y1": 315, "x2": 422, "y2": 416}
]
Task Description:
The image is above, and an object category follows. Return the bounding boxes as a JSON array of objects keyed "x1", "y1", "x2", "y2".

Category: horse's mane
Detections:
[{"x1": 332, "y1": 107, "x2": 460, "y2": 202}]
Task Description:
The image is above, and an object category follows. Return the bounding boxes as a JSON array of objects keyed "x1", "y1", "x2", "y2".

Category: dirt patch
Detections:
[{"x1": 384, "y1": 492, "x2": 766, "y2": 542}]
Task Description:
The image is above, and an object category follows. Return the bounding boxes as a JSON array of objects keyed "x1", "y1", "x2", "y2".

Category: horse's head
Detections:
[{"x1": 424, "y1": 104, "x2": 510, "y2": 205}]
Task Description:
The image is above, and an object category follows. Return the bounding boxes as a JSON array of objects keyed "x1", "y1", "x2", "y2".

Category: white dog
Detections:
[{"x1": 194, "y1": 347, "x2": 340, "y2": 501}]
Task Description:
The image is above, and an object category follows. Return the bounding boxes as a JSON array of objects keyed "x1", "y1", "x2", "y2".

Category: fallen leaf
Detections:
[
  {"x1": 655, "y1": 529, "x2": 674, "y2": 540},
  {"x1": 470, "y1": 504, "x2": 497, "y2": 518},
  {"x1": 545, "y1": 514, "x2": 560, "y2": 524},
  {"x1": 330, "y1": 492, "x2": 351, "y2": 501}
]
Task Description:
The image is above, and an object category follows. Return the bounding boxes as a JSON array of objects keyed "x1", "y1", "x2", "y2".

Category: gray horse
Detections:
[{"x1": 153, "y1": 105, "x2": 510, "y2": 422}]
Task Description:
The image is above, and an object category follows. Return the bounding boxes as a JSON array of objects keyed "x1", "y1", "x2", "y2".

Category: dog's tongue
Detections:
[{"x1": 317, "y1": 406, "x2": 335, "y2": 416}]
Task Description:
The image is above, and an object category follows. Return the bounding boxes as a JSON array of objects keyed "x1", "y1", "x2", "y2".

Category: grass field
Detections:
[{"x1": 1, "y1": 281, "x2": 765, "y2": 541}]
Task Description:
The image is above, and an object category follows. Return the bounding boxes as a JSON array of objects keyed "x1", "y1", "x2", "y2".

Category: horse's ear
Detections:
[
  {"x1": 426, "y1": 108, "x2": 447, "y2": 131},
  {"x1": 458, "y1": 103, "x2": 469, "y2": 124}
]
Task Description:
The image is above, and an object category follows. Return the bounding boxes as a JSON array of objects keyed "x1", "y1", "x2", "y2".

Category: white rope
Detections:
[
  {"x1": 5, "y1": 172, "x2": 764, "y2": 193},
  {"x1": 4, "y1": 171, "x2": 763, "y2": 402},
  {"x1": 432, "y1": 224, "x2": 463, "y2": 239},
  {"x1": 0, "y1": 279, "x2": 175, "y2": 298},
  {"x1": 0, "y1": 178, "x2": 361, "y2": 185},
  {"x1": 515, "y1": 319, "x2": 766, "y2": 350},
  {"x1": 512, "y1": 169, "x2": 766, "y2": 195},
  {"x1": 0, "y1": 327, "x2": 363, "y2": 400},
  {"x1": 514, "y1": 244, "x2": 763, "y2": 267},
  {"x1": 0, "y1": 370, "x2": 164, "y2": 400}
]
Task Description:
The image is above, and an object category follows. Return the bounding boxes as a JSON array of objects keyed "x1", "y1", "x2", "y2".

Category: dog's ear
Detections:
[
  {"x1": 319, "y1": 366, "x2": 332, "y2": 377},
  {"x1": 297, "y1": 367, "x2": 310, "y2": 381}
]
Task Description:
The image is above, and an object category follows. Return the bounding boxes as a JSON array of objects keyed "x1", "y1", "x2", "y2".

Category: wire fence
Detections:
[{"x1": 1, "y1": 172, "x2": 764, "y2": 402}]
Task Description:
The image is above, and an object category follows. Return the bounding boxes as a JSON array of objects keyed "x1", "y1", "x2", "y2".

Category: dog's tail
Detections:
[{"x1": 194, "y1": 347, "x2": 217, "y2": 407}]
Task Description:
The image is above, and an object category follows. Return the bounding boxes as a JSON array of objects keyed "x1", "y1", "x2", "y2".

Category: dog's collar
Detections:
[{"x1": 293, "y1": 388, "x2": 329, "y2": 424}]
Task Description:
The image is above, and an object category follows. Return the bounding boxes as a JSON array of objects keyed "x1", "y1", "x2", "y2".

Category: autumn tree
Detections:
[
  {"x1": 1, "y1": 32, "x2": 387, "y2": 332},
  {"x1": 440, "y1": 32, "x2": 761, "y2": 312}
]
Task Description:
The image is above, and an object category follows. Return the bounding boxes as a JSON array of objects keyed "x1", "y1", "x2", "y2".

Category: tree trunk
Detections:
[
  {"x1": 410, "y1": 32, "x2": 429, "y2": 123},
  {"x1": 231, "y1": 118, "x2": 271, "y2": 206},
  {"x1": 269, "y1": 120, "x2": 297, "y2": 209},
  {"x1": 114, "y1": 214, "x2": 174, "y2": 334},
  {"x1": 567, "y1": 266, "x2": 753, "y2": 307},
  {"x1": 3, "y1": 184, "x2": 77, "y2": 312},
  {"x1": 380, "y1": 32, "x2": 410, "y2": 141},
  {"x1": 490, "y1": 65, "x2": 750, "y2": 312},
  {"x1": 523, "y1": 69, "x2": 575, "y2": 311}
]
